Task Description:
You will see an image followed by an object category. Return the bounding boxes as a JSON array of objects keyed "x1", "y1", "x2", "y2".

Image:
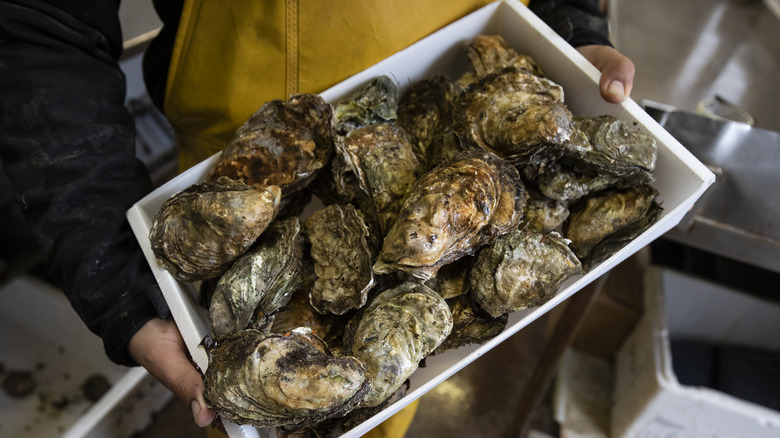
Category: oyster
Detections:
[
  {"x1": 149, "y1": 177, "x2": 281, "y2": 281},
  {"x1": 397, "y1": 75, "x2": 464, "y2": 170},
  {"x1": 344, "y1": 282, "x2": 453, "y2": 408},
  {"x1": 209, "y1": 217, "x2": 305, "y2": 339},
  {"x1": 334, "y1": 123, "x2": 420, "y2": 235},
  {"x1": 521, "y1": 190, "x2": 570, "y2": 233},
  {"x1": 203, "y1": 327, "x2": 369, "y2": 428},
  {"x1": 564, "y1": 184, "x2": 661, "y2": 261},
  {"x1": 423, "y1": 254, "x2": 475, "y2": 299},
  {"x1": 270, "y1": 287, "x2": 348, "y2": 355},
  {"x1": 470, "y1": 229, "x2": 582, "y2": 317},
  {"x1": 453, "y1": 67, "x2": 573, "y2": 169},
  {"x1": 207, "y1": 94, "x2": 334, "y2": 197},
  {"x1": 303, "y1": 204, "x2": 376, "y2": 315},
  {"x1": 466, "y1": 34, "x2": 545, "y2": 79},
  {"x1": 334, "y1": 75, "x2": 400, "y2": 135},
  {"x1": 374, "y1": 150, "x2": 527, "y2": 280},
  {"x1": 584, "y1": 200, "x2": 663, "y2": 270},
  {"x1": 433, "y1": 294, "x2": 508, "y2": 354}
]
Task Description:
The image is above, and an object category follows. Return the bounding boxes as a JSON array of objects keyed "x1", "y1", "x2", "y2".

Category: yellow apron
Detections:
[
  {"x1": 167, "y1": 1, "x2": 528, "y2": 436},
  {"x1": 163, "y1": 0, "x2": 538, "y2": 169}
]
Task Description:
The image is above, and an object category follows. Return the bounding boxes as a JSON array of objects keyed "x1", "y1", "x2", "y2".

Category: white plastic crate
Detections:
[
  {"x1": 0, "y1": 275, "x2": 172, "y2": 438},
  {"x1": 613, "y1": 267, "x2": 780, "y2": 438},
  {"x1": 126, "y1": 1, "x2": 714, "y2": 436}
]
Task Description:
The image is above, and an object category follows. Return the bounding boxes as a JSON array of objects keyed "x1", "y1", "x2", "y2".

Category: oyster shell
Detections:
[
  {"x1": 209, "y1": 217, "x2": 305, "y2": 340},
  {"x1": 374, "y1": 150, "x2": 527, "y2": 280},
  {"x1": 396, "y1": 75, "x2": 464, "y2": 171},
  {"x1": 423, "y1": 254, "x2": 475, "y2": 299},
  {"x1": 521, "y1": 190, "x2": 570, "y2": 233},
  {"x1": 303, "y1": 204, "x2": 376, "y2": 315},
  {"x1": 344, "y1": 282, "x2": 453, "y2": 408},
  {"x1": 149, "y1": 177, "x2": 281, "y2": 282},
  {"x1": 270, "y1": 287, "x2": 348, "y2": 355},
  {"x1": 470, "y1": 229, "x2": 582, "y2": 317},
  {"x1": 564, "y1": 184, "x2": 662, "y2": 261},
  {"x1": 466, "y1": 34, "x2": 545, "y2": 78},
  {"x1": 334, "y1": 75, "x2": 400, "y2": 135},
  {"x1": 584, "y1": 200, "x2": 663, "y2": 270},
  {"x1": 433, "y1": 294, "x2": 508, "y2": 354},
  {"x1": 453, "y1": 67, "x2": 573, "y2": 169},
  {"x1": 207, "y1": 94, "x2": 334, "y2": 197},
  {"x1": 203, "y1": 327, "x2": 369, "y2": 428},
  {"x1": 334, "y1": 123, "x2": 420, "y2": 235}
]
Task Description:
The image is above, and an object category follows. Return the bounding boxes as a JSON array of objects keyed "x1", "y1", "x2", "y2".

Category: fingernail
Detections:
[
  {"x1": 191, "y1": 400, "x2": 201, "y2": 420},
  {"x1": 608, "y1": 80, "x2": 626, "y2": 97}
]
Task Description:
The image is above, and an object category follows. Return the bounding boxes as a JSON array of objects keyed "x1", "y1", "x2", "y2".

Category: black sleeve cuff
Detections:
[{"x1": 529, "y1": 0, "x2": 614, "y2": 48}]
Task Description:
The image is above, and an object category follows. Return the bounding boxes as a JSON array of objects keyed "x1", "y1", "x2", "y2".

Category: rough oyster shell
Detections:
[
  {"x1": 432, "y1": 294, "x2": 508, "y2": 355},
  {"x1": 453, "y1": 67, "x2": 573, "y2": 168},
  {"x1": 423, "y1": 254, "x2": 475, "y2": 299},
  {"x1": 397, "y1": 75, "x2": 464, "y2": 171},
  {"x1": 344, "y1": 282, "x2": 453, "y2": 408},
  {"x1": 149, "y1": 178, "x2": 281, "y2": 282},
  {"x1": 209, "y1": 217, "x2": 305, "y2": 340},
  {"x1": 303, "y1": 204, "x2": 376, "y2": 315},
  {"x1": 374, "y1": 150, "x2": 527, "y2": 280},
  {"x1": 207, "y1": 94, "x2": 334, "y2": 197},
  {"x1": 521, "y1": 190, "x2": 570, "y2": 233},
  {"x1": 334, "y1": 123, "x2": 420, "y2": 235},
  {"x1": 334, "y1": 75, "x2": 400, "y2": 135},
  {"x1": 465, "y1": 34, "x2": 545, "y2": 79},
  {"x1": 270, "y1": 287, "x2": 348, "y2": 355},
  {"x1": 564, "y1": 184, "x2": 660, "y2": 260},
  {"x1": 470, "y1": 229, "x2": 582, "y2": 317},
  {"x1": 204, "y1": 327, "x2": 369, "y2": 428}
]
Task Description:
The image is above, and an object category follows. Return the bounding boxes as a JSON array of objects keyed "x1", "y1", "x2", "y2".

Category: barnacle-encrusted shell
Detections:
[
  {"x1": 149, "y1": 178, "x2": 281, "y2": 281},
  {"x1": 209, "y1": 217, "x2": 305, "y2": 340},
  {"x1": 564, "y1": 184, "x2": 660, "y2": 260},
  {"x1": 204, "y1": 328, "x2": 369, "y2": 428},
  {"x1": 207, "y1": 94, "x2": 334, "y2": 196},
  {"x1": 433, "y1": 294, "x2": 508, "y2": 354},
  {"x1": 334, "y1": 75, "x2": 400, "y2": 135},
  {"x1": 344, "y1": 282, "x2": 453, "y2": 408},
  {"x1": 303, "y1": 204, "x2": 376, "y2": 315},
  {"x1": 470, "y1": 229, "x2": 582, "y2": 317},
  {"x1": 453, "y1": 67, "x2": 573, "y2": 168},
  {"x1": 397, "y1": 75, "x2": 464, "y2": 171},
  {"x1": 374, "y1": 150, "x2": 527, "y2": 280},
  {"x1": 335, "y1": 123, "x2": 420, "y2": 235}
]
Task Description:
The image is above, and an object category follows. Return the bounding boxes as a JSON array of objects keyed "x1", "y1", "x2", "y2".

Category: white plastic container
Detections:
[
  {"x1": 126, "y1": 1, "x2": 715, "y2": 436},
  {"x1": 0, "y1": 275, "x2": 173, "y2": 438},
  {"x1": 612, "y1": 267, "x2": 780, "y2": 438}
]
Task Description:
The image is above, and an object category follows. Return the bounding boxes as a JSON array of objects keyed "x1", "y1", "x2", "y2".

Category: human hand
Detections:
[
  {"x1": 128, "y1": 318, "x2": 218, "y2": 427},
  {"x1": 576, "y1": 45, "x2": 636, "y2": 104}
]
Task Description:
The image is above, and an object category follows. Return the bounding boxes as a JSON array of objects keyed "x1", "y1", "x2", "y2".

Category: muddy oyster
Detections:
[
  {"x1": 344, "y1": 282, "x2": 453, "y2": 408},
  {"x1": 397, "y1": 75, "x2": 464, "y2": 171},
  {"x1": 207, "y1": 94, "x2": 334, "y2": 197},
  {"x1": 564, "y1": 184, "x2": 662, "y2": 262},
  {"x1": 204, "y1": 327, "x2": 370, "y2": 428},
  {"x1": 303, "y1": 204, "x2": 376, "y2": 315},
  {"x1": 453, "y1": 67, "x2": 573, "y2": 170},
  {"x1": 334, "y1": 75, "x2": 400, "y2": 135},
  {"x1": 149, "y1": 178, "x2": 281, "y2": 282},
  {"x1": 433, "y1": 294, "x2": 508, "y2": 354},
  {"x1": 470, "y1": 229, "x2": 582, "y2": 317},
  {"x1": 209, "y1": 217, "x2": 305, "y2": 340},
  {"x1": 374, "y1": 150, "x2": 527, "y2": 280},
  {"x1": 334, "y1": 123, "x2": 420, "y2": 235}
]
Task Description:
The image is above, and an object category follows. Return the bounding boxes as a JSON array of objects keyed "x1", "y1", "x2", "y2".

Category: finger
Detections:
[
  {"x1": 576, "y1": 45, "x2": 636, "y2": 104},
  {"x1": 128, "y1": 318, "x2": 218, "y2": 427}
]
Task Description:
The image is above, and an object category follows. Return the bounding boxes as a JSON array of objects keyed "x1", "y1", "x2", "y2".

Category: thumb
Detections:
[
  {"x1": 128, "y1": 318, "x2": 218, "y2": 427},
  {"x1": 577, "y1": 45, "x2": 636, "y2": 104}
]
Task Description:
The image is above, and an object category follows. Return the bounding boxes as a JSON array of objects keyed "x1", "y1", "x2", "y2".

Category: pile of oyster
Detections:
[{"x1": 149, "y1": 35, "x2": 661, "y2": 435}]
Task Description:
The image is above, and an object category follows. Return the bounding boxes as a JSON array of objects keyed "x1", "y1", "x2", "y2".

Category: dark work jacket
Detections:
[{"x1": 0, "y1": 0, "x2": 611, "y2": 367}]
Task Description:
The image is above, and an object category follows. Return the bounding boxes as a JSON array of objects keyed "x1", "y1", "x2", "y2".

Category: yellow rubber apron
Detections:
[{"x1": 162, "y1": 0, "x2": 539, "y2": 169}]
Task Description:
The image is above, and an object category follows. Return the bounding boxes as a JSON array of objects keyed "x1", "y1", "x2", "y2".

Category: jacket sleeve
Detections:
[
  {"x1": 529, "y1": 0, "x2": 613, "y2": 48},
  {"x1": 0, "y1": 0, "x2": 167, "y2": 366}
]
